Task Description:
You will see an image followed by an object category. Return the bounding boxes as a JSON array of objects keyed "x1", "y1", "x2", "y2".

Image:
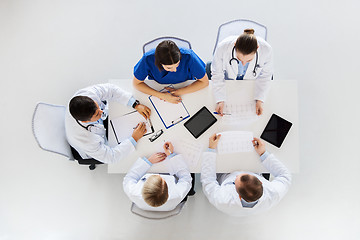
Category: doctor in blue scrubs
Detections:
[{"x1": 133, "y1": 40, "x2": 209, "y2": 104}]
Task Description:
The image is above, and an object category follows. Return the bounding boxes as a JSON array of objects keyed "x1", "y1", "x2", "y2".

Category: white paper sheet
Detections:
[
  {"x1": 172, "y1": 139, "x2": 203, "y2": 169},
  {"x1": 221, "y1": 101, "x2": 259, "y2": 125},
  {"x1": 217, "y1": 131, "x2": 254, "y2": 154},
  {"x1": 152, "y1": 139, "x2": 203, "y2": 170},
  {"x1": 110, "y1": 111, "x2": 153, "y2": 143}
]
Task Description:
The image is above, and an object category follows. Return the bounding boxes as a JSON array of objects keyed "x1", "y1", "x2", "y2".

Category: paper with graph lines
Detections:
[{"x1": 217, "y1": 131, "x2": 254, "y2": 154}]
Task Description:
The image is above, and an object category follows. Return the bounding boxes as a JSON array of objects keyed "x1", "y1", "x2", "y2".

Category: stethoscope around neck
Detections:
[
  {"x1": 76, "y1": 120, "x2": 106, "y2": 135},
  {"x1": 76, "y1": 120, "x2": 94, "y2": 131},
  {"x1": 229, "y1": 46, "x2": 259, "y2": 77},
  {"x1": 75, "y1": 100, "x2": 108, "y2": 135}
]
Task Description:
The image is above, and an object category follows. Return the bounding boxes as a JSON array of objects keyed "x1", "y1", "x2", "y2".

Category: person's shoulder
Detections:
[
  {"x1": 179, "y1": 48, "x2": 196, "y2": 63},
  {"x1": 143, "y1": 48, "x2": 156, "y2": 58},
  {"x1": 221, "y1": 35, "x2": 237, "y2": 44},
  {"x1": 215, "y1": 36, "x2": 237, "y2": 52},
  {"x1": 219, "y1": 35, "x2": 237, "y2": 46},
  {"x1": 179, "y1": 47, "x2": 192, "y2": 56},
  {"x1": 73, "y1": 85, "x2": 97, "y2": 99},
  {"x1": 257, "y1": 37, "x2": 272, "y2": 50}
]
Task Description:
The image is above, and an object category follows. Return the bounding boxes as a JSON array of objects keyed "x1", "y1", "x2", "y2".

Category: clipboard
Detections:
[
  {"x1": 149, "y1": 86, "x2": 190, "y2": 129},
  {"x1": 110, "y1": 110, "x2": 154, "y2": 144}
]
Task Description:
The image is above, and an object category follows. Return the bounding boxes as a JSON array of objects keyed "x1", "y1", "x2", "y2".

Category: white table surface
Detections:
[{"x1": 107, "y1": 79, "x2": 299, "y2": 174}]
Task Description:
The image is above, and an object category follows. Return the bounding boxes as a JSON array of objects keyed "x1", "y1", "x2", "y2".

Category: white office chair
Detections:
[
  {"x1": 143, "y1": 36, "x2": 192, "y2": 54},
  {"x1": 130, "y1": 201, "x2": 186, "y2": 219},
  {"x1": 212, "y1": 19, "x2": 267, "y2": 55},
  {"x1": 206, "y1": 19, "x2": 268, "y2": 79},
  {"x1": 32, "y1": 102, "x2": 74, "y2": 160}
]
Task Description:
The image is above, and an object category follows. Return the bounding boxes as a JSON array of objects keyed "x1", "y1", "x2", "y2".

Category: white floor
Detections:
[{"x1": 1, "y1": 0, "x2": 360, "y2": 239}]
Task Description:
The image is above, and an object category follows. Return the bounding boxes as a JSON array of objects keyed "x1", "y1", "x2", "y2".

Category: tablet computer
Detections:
[
  {"x1": 184, "y1": 106, "x2": 217, "y2": 139},
  {"x1": 260, "y1": 114, "x2": 292, "y2": 148}
]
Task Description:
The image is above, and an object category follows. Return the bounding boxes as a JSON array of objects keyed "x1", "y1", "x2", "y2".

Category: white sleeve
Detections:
[
  {"x1": 123, "y1": 158, "x2": 151, "y2": 198},
  {"x1": 211, "y1": 43, "x2": 227, "y2": 103},
  {"x1": 76, "y1": 83, "x2": 133, "y2": 106},
  {"x1": 254, "y1": 46, "x2": 273, "y2": 102},
  {"x1": 200, "y1": 151, "x2": 223, "y2": 204},
  {"x1": 262, "y1": 153, "x2": 292, "y2": 200},
  {"x1": 80, "y1": 136, "x2": 135, "y2": 164},
  {"x1": 168, "y1": 154, "x2": 192, "y2": 199}
]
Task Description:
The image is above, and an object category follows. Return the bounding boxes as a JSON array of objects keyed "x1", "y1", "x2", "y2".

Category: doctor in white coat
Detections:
[
  {"x1": 201, "y1": 134, "x2": 291, "y2": 217},
  {"x1": 65, "y1": 83, "x2": 151, "y2": 164},
  {"x1": 211, "y1": 29, "x2": 273, "y2": 116},
  {"x1": 123, "y1": 142, "x2": 192, "y2": 211}
]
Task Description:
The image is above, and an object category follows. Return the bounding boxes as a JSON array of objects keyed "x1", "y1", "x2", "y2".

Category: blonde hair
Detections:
[{"x1": 142, "y1": 175, "x2": 169, "y2": 207}]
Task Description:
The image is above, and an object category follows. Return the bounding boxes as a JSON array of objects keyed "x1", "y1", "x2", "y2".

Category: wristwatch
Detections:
[{"x1": 132, "y1": 100, "x2": 140, "y2": 109}]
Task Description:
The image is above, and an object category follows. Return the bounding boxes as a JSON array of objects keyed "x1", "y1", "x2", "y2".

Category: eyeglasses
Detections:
[{"x1": 149, "y1": 129, "x2": 163, "y2": 142}]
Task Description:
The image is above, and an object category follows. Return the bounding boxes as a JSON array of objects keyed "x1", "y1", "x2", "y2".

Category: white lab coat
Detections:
[
  {"x1": 201, "y1": 151, "x2": 291, "y2": 217},
  {"x1": 65, "y1": 83, "x2": 135, "y2": 164},
  {"x1": 211, "y1": 36, "x2": 273, "y2": 103},
  {"x1": 123, "y1": 154, "x2": 192, "y2": 211}
]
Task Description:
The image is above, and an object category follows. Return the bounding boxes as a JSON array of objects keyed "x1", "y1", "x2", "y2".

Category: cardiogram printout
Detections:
[
  {"x1": 221, "y1": 101, "x2": 259, "y2": 125},
  {"x1": 217, "y1": 131, "x2": 254, "y2": 154}
]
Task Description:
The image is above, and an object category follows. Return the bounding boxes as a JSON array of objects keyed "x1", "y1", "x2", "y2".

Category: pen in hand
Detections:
[
  {"x1": 213, "y1": 112, "x2": 232, "y2": 115},
  {"x1": 165, "y1": 143, "x2": 172, "y2": 154},
  {"x1": 164, "y1": 140, "x2": 173, "y2": 154}
]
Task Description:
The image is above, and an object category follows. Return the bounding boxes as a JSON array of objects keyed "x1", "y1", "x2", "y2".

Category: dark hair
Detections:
[
  {"x1": 237, "y1": 174, "x2": 263, "y2": 202},
  {"x1": 69, "y1": 96, "x2": 98, "y2": 121},
  {"x1": 235, "y1": 28, "x2": 258, "y2": 55},
  {"x1": 154, "y1": 40, "x2": 181, "y2": 71}
]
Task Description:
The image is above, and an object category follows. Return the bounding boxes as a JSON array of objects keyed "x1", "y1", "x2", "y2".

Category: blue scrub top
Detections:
[{"x1": 133, "y1": 48, "x2": 206, "y2": 84}]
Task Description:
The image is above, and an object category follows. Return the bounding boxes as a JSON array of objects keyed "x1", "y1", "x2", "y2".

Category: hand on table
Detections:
[
  {"x1": 209, "y1": 133, "x2": 221, "y2": 149},
  {"x1": 215, "y1": 102, "x2": 225, "y2": 116},
  {"x1": 163, "y1": 142, "x2": 174, "y2": 156},
  {"x1": 135, "y1": 104, "x2": 151, "y2": 119},
  {"x1": 256, "y1": 100, "x2": 264, "y2": 116},
  {"x1": 148, "y1": 152, "x2": 167, "y2": 164},
  {"x1": 132, "y1": 122, "x2": 146, "y2": 142},
  {"x1": 252, "y1": 137, "x2": 266, "y2": 156},
  {"x1": 164, "y1": 86, "x2": 184, "y2": 96},
  {"x1": 161, "y1": 92, "x2": 182, "y2": 104}
]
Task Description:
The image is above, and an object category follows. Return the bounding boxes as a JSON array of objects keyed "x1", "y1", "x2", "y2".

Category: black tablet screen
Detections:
[
  {"x1": 260, "y1": 114, "x2": 292, "y2": 148},
  {"x1": 184, "y1": 106, "x2": 217, "y2": 139}
]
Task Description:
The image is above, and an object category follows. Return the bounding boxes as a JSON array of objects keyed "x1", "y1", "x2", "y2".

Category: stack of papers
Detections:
[{"x1": 217, "y1": 131, "x2": 254, "y2": 154}]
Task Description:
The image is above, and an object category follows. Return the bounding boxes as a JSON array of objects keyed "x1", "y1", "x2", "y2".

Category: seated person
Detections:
[
  {"x1": 123, "y1": 142, "x2": 192, "y2": 211},
  {"x1": 201, "y1": 134, "x2": 291, "y2": 217},
  {"x1": 133, "y1": 40, "x2": 209, "y2": 104},
  {"x1": 65, "y1": 83, "x2": 151, "y2": 164},
  {"x1": 211, "y1": 29, "x2": 274, "y2": 116}
]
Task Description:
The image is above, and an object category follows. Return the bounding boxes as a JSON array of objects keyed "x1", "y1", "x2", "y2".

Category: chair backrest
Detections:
[
  {"x1": 130, "y1": 201, "x2": 186, "y2": 219},
  {"x1": 143, "y1": 36, "x2": 192, "y2": 54},
  {"x1": 213, "y1": 19, "x2": 267, "y2": 55},
  {"x1": 32, "y1": 102, "x2": 73, "y2": 159}
]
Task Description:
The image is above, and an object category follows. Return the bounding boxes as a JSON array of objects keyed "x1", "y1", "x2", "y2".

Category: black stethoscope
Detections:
[
  {"x1": 229, "y1": 46, "x2": 259, "y2": 77},
  {"x1": 76, "y1": 119, "x2": 106, "y2": 136},
  {"x1": 76, "y1": 107, "x2": 108, "y2": 135},
  {"x1": 76, "y1": 120, "x2": 95, "y2": 131}
]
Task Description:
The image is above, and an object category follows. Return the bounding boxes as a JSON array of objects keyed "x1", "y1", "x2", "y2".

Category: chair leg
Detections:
[
  {"x1": 206, "y1": 61, "x2": 212, "y2": 80},
  {"x1": 188, "y1": 173, "x2": 196, "y2": 196},
  {"x1": 89, "y1": 164, "x2": 96, "y2": 170},
  {"x1": 261, "y1": 173, "x2": 270, "y2": 181}
]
